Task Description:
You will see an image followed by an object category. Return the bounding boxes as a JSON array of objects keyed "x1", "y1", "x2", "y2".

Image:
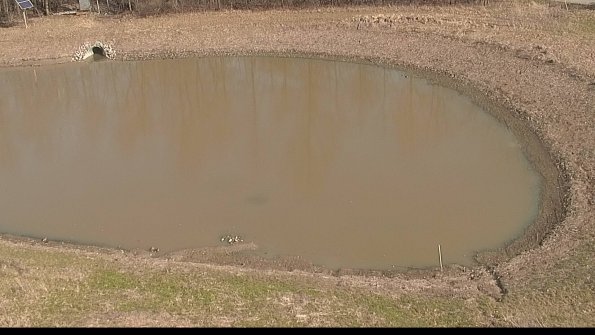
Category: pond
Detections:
[{"x1": 0, "y1": 56, "x2": 541, "y2": 270}]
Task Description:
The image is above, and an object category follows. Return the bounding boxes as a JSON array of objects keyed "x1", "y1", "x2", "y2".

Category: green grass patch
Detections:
[{"x1": 3, "y1": 238, "x2": 591, "y2": 326}]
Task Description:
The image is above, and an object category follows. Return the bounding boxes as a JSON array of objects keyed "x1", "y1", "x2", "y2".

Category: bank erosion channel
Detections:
[{"x1": 0, "y1": 56, "x2": 541, "y2": 270}]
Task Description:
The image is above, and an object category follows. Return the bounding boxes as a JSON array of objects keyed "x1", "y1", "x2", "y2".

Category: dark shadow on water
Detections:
[{"x1": 91, "y1": 54, "x2": 108, "y2": 62}]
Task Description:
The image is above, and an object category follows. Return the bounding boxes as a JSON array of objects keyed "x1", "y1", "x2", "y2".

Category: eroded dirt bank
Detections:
[{"x1": 0, "y1": 1, "x2": 593, "y2": 326}]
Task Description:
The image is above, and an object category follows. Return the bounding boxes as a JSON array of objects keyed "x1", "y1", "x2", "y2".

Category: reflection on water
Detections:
[{"x1": 0, "y1": 56, "x2": 541, "y2": 269}]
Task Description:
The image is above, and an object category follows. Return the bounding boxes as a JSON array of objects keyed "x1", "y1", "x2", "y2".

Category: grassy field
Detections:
[
  {"x1": 1, "y1": 238, "x2": 593, "y2": 326},
  {"x1": 0, "y1": 242, "x2": 495, "y2": 327}
]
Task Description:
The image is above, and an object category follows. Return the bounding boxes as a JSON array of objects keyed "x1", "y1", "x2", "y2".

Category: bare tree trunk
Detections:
[
  {"x1": 1, "y1": 0, "x2": 7, "y2": 17},
  {"x1": 44, "y1": 0, "x2": 49, "y2": 16},
  {"x1": 2, "y1": 0, "x2": 10, "y2": 17},
  {"x1": 128, "y1": 0, "x2": 132, "y2": 11},
  {"x1": 31, "y1": 0, "x2": 41, "y2": 16},
  {"x1": 106, "y1": 0, "x2": 110, "y2": 12}
]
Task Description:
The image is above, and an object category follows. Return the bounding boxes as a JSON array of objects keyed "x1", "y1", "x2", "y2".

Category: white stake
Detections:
[{"x1": 438, "y1": 244, "x2": 443, "y2": 272}]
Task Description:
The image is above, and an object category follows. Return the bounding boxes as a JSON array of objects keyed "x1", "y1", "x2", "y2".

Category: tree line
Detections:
[{"x1": 1, "y1": 0, "x2": 492, "y2": 21}]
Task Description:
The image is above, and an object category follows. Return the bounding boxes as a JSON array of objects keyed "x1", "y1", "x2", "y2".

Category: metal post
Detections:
[{"x1": 22, "y1": 10, "x2": 27, "y2": 29}]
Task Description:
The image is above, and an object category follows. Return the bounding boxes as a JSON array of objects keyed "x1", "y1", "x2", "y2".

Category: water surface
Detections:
[{"x1": 0, "y1": 56, "x2": 541, "y2": 269}]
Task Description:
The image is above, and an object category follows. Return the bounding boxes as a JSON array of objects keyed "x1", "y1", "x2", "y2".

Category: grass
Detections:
[
  {"x1": 493, "y1": 239, "x2": 595, "y2": 327},
  {"x1": 576, "y1": 17, "x2": 595, "y2": 34},
  {"x1": 0, "y1": 241, "x2": 498, "y2": 327},
  {"x1": 2, "y1": 232, "x2": 591, "y2": 327}
]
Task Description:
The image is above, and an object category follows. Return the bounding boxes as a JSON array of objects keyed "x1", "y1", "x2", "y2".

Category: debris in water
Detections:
[{"x1": 220, "y1": 234, "x2": 244, "y2": 245}]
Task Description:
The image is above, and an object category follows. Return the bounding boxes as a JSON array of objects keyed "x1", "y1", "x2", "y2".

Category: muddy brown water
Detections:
[{"x1": 0, "y1": 56, "x2": 541, "y2": 270}]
